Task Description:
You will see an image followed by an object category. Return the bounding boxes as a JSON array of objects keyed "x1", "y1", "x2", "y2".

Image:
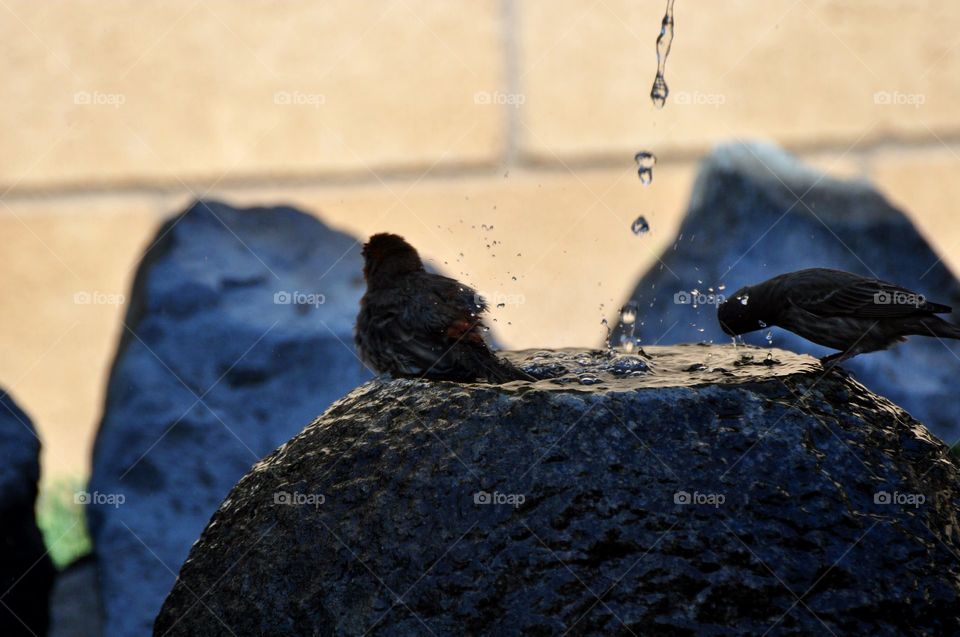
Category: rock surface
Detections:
[
  {"x1": 156, "y1": 347, "x2": 960, "y2": 636},
  {"x1": 0, "y1": 389, "x2": 55, "y2": 637},
  {"x1": 49, "y1": 555, "x2": 101, "y2": 637},
  {"x1": 88, "y1": 200, "x2": 372, "y2": 637},
  {"x1": 612, "y1": 141, "x2": 960, "y2": 441}
]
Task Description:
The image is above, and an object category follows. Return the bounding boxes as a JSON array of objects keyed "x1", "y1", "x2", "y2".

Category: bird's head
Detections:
[
  {"x1": 361, "y1": 233, "x2": 424, "y2": 282},
  {"x1": 717, "y1": 285, "x2": 769, "y2": 336}
]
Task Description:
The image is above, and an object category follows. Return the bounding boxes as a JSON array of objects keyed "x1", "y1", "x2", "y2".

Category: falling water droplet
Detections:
[
  {"x1": 631, "y1": 215, "x2": 650, "y2": 235},
  {"x1": 634, "y1": 151, "x2": 656, "y2": 185},
  {"x1": 618, "y1": 301, "x2": 640, "y2": 353},
  {"x1": 620, "y1": 301, "x2": 638, "y2": 325},
  {"x1": 765, "y1": 330, "x2": 773, "y2": 344},
  {"x1": 740, "y1": 294, "x2": 749, "y2": 306},
  {"x1": 650, "y1": 0, "x2": 675, "y2": 109}
]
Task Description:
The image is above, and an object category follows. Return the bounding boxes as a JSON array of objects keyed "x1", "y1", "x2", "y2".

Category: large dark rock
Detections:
[
  {"x1": 612, "y1": 141, "x2": 960, "y2": 441},
  {"x1": 88, "y1": 200, "x2": 372, "y2": 637},
  {"x1": 0, "y1": 390, "x2": 55, "y2": 637},
  {"x1": 156, "y1": 347, "x2": 960, "y2": 636}
]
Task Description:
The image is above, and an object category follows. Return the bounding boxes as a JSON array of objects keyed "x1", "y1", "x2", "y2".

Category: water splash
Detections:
[
  {"x1": 618, "y1": 301, "x2": 639, "y2": 353},
  {"x1": 634, "y1": 151, "x2": 656, "y2": 185},
  {"x1": 510, "y1": 345, "x2": 818, "y2": 390},
  {"x1": 631, "y1": 215, "x2": 650, "y2": 235},
  {"x1": 650, "y1": 0, "x2": 675, "y2": 109}
]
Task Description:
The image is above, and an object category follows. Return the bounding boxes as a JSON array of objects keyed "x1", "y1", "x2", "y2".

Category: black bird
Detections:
[
  {"x1": 355, "y1": 233, "x2": 535, "y2": 383},
  {"x1": 717, "y1": 268, "x2": 960, "y2": 364}
]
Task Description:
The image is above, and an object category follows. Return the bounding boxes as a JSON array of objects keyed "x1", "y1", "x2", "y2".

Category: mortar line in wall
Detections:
[
  {"x1": 501, "y1": 0, "x2": 521, "y2": 168},
  {"x1": 2, "y1": 133, "x2": 960, "y2": 207}
]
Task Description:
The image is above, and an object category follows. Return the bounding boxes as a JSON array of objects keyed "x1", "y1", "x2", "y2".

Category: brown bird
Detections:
[
  {"x1": 355, "y1": 233, "x2": 534, "y2": 383},
  {"x1": 717, "y1": 268, "x2": 960, "y2": 365}
]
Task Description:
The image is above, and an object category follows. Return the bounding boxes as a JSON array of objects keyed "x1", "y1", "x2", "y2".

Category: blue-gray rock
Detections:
[
  {"x1": 0, "y1": 389, "x2": 55, "y2": 637},
  {"x1": 49, "y1": 555, "x2": 100, "y2": 637},
  {"x1": 155, "y1": 347, "x2": 960, "y2": 636},
  {"x1": 87, "y1": 200, "x2": 372, "y2": 637},
  {"x1": 613, "y1": 141, "x2": 960, "y2": 440}
]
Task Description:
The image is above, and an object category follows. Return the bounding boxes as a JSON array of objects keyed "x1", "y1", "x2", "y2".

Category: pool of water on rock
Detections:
[{"x1": 504, "y1": 345, "x2": 822, "y2": 390}]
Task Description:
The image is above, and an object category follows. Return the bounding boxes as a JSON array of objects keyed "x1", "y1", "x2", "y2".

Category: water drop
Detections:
[
  {"x1": 620, "y1": 301, "x2": 638, "y2": 325},
  {"x1": 765, "y1": 330, "x2": 773, "y2": 344},
  {"x1": 617, "y1": 301, "x2": 640, "y2": 353},
  {"x1": 496, "y1": 303, "x2": 506, "y2": 309},
  {"x1": 631, "y1": 215, "x2": 650, "y2": 235},
  {"x1": 740, "y1": 294, "x2": 749, "y2": 306},
  {"x1": 649, "y1": 0, "x2": 675, "y2": 109},
  {"x1": 634, "y1": 151, "x2": 656, "y2": 185}
]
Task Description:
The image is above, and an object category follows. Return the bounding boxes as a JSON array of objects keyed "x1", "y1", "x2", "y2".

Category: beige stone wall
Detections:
[{"x1": 2, "y1": 1, "x2": 958, "y2": 479}]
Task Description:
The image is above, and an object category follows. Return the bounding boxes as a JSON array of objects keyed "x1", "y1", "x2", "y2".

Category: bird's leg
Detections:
[
  {"x1": 819, "y1": 352, "x2": 843, "y2": 365},
  {"x1": 819, "y1": 348, "x2": 859, "y2": 369}
]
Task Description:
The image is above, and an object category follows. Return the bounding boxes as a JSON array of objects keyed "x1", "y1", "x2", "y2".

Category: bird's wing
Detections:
[
  {"x1": 377, "y1": 275, "x2": 488, "y2": 376},
  {"x1": 795, "y1": 277, "x2": 951, "y2": 318}
]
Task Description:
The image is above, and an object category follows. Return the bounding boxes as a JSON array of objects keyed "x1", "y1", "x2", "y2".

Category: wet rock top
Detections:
[
  {"x1": 506, "y1": 344, "x2": 820, "y2": 390},
  {"x1": 156, "y1": 344, "x2": 959, "y2": 636}
]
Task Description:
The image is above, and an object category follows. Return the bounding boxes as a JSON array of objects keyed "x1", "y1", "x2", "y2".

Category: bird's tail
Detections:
[
  {"x1": 480, "y1": 355, "x2": 537, "y2": 384},
  {"x1": 919, "y1": 316, "x2": 960, "y2": 340}
]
